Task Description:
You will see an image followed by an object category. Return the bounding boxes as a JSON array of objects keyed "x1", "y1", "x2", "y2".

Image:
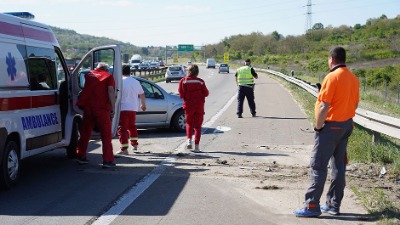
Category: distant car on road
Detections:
[
  {"x1": 206, "y1": 58, "x2": 216, "y2": 69},
  {"x1": 165, "y1": 65, "x2": 186, "y2": 83},
  {"x1": 219, "y1": 63, "x2": 229, "y2": 73},
  {"x1": 186, "y1": 61, "x2": 192, "y2": 66},
  {"x1": 139, "y1": 63, "x2": 150, "y2": 70},
  {"x1": 150, "y1": 62, "x2": 160, "y2": 69}
]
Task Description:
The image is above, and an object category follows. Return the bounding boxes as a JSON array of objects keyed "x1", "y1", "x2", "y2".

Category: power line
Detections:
[{"x1": 305, "y1": 0, "x2": 313, "y2": 32}]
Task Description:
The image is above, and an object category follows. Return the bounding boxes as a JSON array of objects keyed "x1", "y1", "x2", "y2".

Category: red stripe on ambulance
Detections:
[{"x1": 0, "y1": 95, "x2": 57, "y2": 111}]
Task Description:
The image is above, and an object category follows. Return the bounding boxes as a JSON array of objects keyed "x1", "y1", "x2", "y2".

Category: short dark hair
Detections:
[
  {"x1": 122, "y1": 64, "x2": 130, "y2": 75},
  {"x1": 188, "y1": 64, "x2": 199, "y2": 76},
  {"x1": 329, "y1": 47, "x2": 346, "y2": 64}
]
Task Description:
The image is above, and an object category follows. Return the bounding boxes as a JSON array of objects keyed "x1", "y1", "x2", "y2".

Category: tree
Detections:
[
  {"x1": 312, "y1": 23, "x2": 324, "y2": 30},
  {"x1": 271, "y1": 31, "x2": 281, "y2": 41}
]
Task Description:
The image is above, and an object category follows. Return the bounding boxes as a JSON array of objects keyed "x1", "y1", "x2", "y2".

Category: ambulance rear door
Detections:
[{"x1": 70, "y1": 45, "x2": 122, "y2": 139}]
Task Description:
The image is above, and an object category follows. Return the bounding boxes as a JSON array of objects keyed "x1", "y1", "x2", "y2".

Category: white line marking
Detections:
[{"x1": 92, "y1": 94, "x2": 237, "y2": 225}]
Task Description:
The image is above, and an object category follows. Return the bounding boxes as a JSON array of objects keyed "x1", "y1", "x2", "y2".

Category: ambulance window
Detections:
[
  {"x1": 55, "y1": 53, "x2": 66, "y2": 86},
  {"x1": 26, "y1": 47, "x2": 57, "y2": 90}
]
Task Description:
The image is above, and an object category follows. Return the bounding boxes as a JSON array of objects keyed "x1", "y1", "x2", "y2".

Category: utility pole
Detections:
[{"x1": 305, "y1": 0, "x2": 313, "y2": 32}]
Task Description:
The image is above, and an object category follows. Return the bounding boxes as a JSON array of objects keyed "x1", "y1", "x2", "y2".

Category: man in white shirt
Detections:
[{"x1": 116, "y1": 65, "x2": 146, "y2": 155}]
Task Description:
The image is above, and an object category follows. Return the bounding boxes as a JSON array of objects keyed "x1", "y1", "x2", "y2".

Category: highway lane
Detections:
[{"x1": 0, "y1": 65, "x2": 238, "y2": 225}]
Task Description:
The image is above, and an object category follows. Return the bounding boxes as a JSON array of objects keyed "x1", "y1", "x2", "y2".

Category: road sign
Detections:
[
  {"x1": 224, "y1": 53, "x2": 229, "y2": 63},
  {"x1": 178, "y1": 44, "x2": 194, "y2": 52}
]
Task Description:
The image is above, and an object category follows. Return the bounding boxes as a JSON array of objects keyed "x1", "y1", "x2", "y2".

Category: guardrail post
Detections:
[{"x1": 372, "y1": 131, "x2": 381, "y2": 143}]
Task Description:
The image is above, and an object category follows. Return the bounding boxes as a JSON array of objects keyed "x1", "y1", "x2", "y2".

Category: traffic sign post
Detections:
[
  {"x1": 178, "y1": 44, "x2": 194, "y2": 52},
  {"x1": 224, "y1": 53, "x2": 229, "y2": 63}
]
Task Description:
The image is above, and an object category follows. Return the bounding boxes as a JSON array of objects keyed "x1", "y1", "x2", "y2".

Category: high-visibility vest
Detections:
[{"x1": 237, "y1": 66, "x2": 254, "y2": 85}]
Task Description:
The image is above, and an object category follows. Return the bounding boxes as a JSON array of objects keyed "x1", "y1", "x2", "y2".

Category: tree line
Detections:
[{"x1": 53, "y1": 15, "x2": 400, "y2": 90}]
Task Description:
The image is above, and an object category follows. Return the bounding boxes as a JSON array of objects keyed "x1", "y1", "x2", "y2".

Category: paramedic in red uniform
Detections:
[
  {"x1": 178, "y1": 64, "x2": 209, "y2": 152},
  {"x1": 76, "y1": 62, "x2": 116, "y2": 168}
]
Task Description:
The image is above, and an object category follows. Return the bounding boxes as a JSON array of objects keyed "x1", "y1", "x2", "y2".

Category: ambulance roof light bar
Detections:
[{"x1": 4, "y1": 12, "x2": 35, "y2": 20}]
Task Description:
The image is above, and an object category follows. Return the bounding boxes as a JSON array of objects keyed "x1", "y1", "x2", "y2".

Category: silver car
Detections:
[
  {"x1": 218, "y1": 63, "x2": 229, "y2": 73},
  {"x1": 165, "y1": 65, "x2": 186, "y2": 83},
  {"x1": 134, "y1": 77, "x2": 185, "y2": 132}
]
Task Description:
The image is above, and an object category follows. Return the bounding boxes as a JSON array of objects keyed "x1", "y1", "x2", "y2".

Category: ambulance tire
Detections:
[
  {"x1": 171, "y1": 109, "x2": 186, "y2": 132},
  {"x1": 66, "y1": 120, "x2": 79, "y2": 159},
  {"x1": 0, "y1": 140, "x2": 20, "y2": 190}
]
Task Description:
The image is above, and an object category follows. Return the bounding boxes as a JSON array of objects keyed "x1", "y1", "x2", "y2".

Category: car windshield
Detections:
[
  {"x1": 169, "y1": 66, "x2": 181, "y2": 71},
  {"x1": 221, "y1": 64, "x2": 228, "y2": 67}
]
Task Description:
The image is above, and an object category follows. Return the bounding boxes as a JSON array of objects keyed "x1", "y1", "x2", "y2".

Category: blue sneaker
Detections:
[
  {"x1": 293, "y1": 208, "x2": 322, "y2": 217},
  {"x1": 321, "y1": 205, "x2": 340, "y2": 215}
]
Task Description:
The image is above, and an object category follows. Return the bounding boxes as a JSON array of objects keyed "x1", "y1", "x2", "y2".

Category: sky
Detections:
[{"x1": 1, "y1": 0, "x2": 399, "y2": 47}]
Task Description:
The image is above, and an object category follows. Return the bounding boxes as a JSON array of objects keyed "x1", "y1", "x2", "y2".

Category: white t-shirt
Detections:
[{"x1": 120, "y1": 76, "x2": 144, "y2": 111}]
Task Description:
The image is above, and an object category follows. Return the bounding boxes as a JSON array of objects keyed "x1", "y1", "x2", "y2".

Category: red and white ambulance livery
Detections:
[{"x1": 0, "y1": 13, "x2": 121, "y2": 189}]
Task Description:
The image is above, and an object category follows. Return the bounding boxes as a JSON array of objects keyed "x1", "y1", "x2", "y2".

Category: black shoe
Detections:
[
  {"x1": 102, "y1": 161, "x2": 116, "y2": 168},
  {"x1": 252, "y1": 113, "x2": 256, "y2": 117},
  {"x1": 237, "y1": 114, "x2": 243, "y2": 118},
  {"x1": 76, "y1": 157, "x2": 89, "y2": 165}
]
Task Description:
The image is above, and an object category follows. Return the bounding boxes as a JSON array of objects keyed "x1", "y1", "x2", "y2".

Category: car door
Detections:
[
  {"x1": 136, "y1": 80, "x2": 168, "y2": 125},
  {"x1": 70, "y1": 45, "x2": 122, "y2": 138}
]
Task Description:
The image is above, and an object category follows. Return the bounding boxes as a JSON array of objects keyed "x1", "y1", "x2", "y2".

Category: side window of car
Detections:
[{"x1": 140, "y1": 81, "x2": 164, "y2": 99}]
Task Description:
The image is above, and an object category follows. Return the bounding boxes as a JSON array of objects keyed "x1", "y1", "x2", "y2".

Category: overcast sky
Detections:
[{"x1": 2, "y1": 0, "x2": 399, "y2": 47}]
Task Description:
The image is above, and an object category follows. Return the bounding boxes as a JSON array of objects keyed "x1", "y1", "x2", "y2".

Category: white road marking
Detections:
[{"x1": 92, "y1": 94, "x2": 237, "y2": 225}]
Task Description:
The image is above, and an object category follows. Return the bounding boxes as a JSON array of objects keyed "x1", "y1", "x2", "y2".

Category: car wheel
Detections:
[
  {"x1": 0, "y1": 139, "x2": 20, "y2": 189},
  {"x1": 166, "y1": 79, "x2": 170, "y2": 83},
  {"x1": 171, "y1": 109, "x2": 186, "y2": 132},
  {"x1": 66, "y1": 120, "x2": 80, "y2": 159}
]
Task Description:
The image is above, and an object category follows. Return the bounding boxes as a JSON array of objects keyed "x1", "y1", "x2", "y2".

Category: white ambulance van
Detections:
[{"x1": 0, "y1": 13, "x2": 122, "y2": 189}]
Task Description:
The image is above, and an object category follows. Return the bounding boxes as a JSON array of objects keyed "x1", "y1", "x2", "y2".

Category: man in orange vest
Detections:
[{"x1": 294, "y1": 47, "x2": 359, "y2": 217}]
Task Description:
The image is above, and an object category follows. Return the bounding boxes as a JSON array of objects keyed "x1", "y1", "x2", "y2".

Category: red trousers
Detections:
[
  {"x1": 185, "y1": 108, "x2": 204, "y2": 144},
  {"x1": 118, "y1": 111, "x2": 138, "y2": 149},
  {"x1": 76, "y1": 107, "x2": 114, "y2": 162}
]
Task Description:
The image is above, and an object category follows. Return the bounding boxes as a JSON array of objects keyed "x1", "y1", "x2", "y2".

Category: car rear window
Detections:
[
  {"x1": 221, "y1": 64, "x2": 227, "y2": 67},
  {"x1": 169, "y1": 66, "x2": 181, "y2": 71}
]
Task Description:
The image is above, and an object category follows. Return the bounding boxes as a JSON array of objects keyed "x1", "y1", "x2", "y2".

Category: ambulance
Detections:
[{"x1": 0, "y1": 13, "x2": 122, "y2": 189}]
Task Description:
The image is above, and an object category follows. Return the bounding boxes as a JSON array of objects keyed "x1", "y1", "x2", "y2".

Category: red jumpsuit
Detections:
[
  {"x1": 178, "y1": 75, "x2": 209, "y2": 144},
  {"x1": 76, "y1": 68, "x2": 115, "y2": 162}
]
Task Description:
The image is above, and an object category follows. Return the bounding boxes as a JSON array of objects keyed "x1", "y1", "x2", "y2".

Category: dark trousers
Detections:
[
  {"x1": 237, "y1": 85, "x2": 256, "y2": 115},
  {"x1": 304, "y1": 119, "x2": 354, "y2": 210}
]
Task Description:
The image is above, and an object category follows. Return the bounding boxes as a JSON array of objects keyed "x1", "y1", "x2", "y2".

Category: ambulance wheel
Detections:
[
  {"x1": 172, "y1": 109, "x2": 186, "y2": 132},
  {"x1": 66, "y1": 120, "x2": 79, "y2": 159},
  {"x1": 0, "y1": 140, "x2": 20, "y2": 189}
]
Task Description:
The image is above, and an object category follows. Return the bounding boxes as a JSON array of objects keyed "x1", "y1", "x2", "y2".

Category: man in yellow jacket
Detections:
[{"x1": 235, "y1": 59, "x2": 258, "y2": 118}]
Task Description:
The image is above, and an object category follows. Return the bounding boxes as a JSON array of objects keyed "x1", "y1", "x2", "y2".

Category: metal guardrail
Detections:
[{"x1": 260, "y1": 68, "x2": 400, "y2": 140}]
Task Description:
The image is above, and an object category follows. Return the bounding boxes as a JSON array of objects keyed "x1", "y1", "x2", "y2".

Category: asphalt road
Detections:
[{"x1": 0, "y1": 66, "x2": 373, "y2": 225}]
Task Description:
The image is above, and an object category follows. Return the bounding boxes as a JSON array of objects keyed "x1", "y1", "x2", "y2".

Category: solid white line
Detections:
[{"x1": 91, "y1": 93, "x2": 237, "y2": 225}]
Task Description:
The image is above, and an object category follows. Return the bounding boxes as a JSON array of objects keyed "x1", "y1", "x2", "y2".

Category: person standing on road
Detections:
[
  {"x1": 294, "y1": 46, "x2": 360, "y2": 217},
  {"x1": 116, "y1": 64, "x2": 146, "y2": 155},
  {"x1": 76, "y1": 62, "x2": 117, "y2": 168},
  {"x1": 235, "y1": 58, "x2": 258, "y2": 118},
  {"x1": 178, "y1": 64, "x2": 209, "y2": 152}
]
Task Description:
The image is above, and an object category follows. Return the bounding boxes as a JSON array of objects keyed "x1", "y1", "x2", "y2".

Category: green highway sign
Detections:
[{"x1": 178, "y1": 44, "x2": 194, "y2": 52}]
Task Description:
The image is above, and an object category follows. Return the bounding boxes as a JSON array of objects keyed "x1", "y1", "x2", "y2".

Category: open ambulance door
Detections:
[{"x1": 70, "y1": 45, "x2": 122, "y2": 139}]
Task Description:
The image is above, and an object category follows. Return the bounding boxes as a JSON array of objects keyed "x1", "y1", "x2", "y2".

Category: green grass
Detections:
[
  {"x1": 352, "y1": 187, "x2": 400, "y2": 224},
  {"x1": 289, "y1": 74, "x2": 400, "y2": 118}
]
